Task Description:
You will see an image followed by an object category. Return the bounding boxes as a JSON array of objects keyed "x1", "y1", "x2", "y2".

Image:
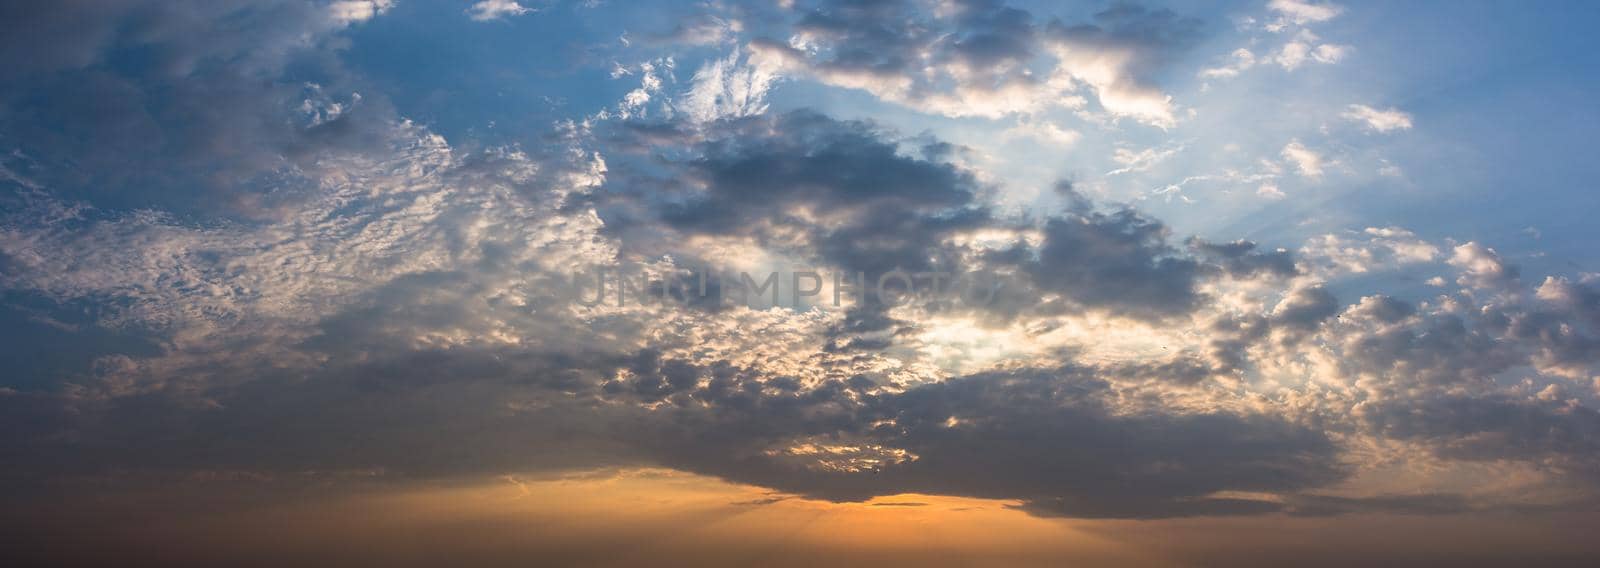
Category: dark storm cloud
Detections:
[
  {"x1": 751, "y1": 1, "x2": 1206, "y2": 121},
  {"x1": 942, "y1": 0, "x2": 1038, "y2": 69},
  {"x1": 1539, "y1": 276, "x2": 1600, "y2": 328},
  {"x1": 601, "y1": 111, "x2": 1245, "y2": 324},
  {"x1": 1101, "y1": 355, "x2": 1224, "y2": 386},
  {"x1": 1021, "y1": 211, "x2": 1202, "y2": 320},
  {"x1": 1044, "y1": 1, "x2": 1205, "y2": 76},
  {"x1": 1272, "y1": 285, "x2": 1339, "y2": 334},
  {"x1": 595, "y1": 111, "x2": 991, "y2": 271},
  {"x1": 1506, "y1": 309, "x2": 1600, "y2": 377},
  {"x1": 0, "y1": 238, "x2": 1346, "y2": 520},
  {"x1": 1190, "y1": 238, "x2": 1298, "y2": 279},
  {"x1": 788, "y1": 0, "x2": 928, "y2": 79},
  {"x1": 618, "y1": 363, "x2": 1346, "y2": 519},
  {"x1": 1344, "y1": 294, "x2": 1415, "y2": 324},
  {"x1": 1332, "y1": 302, "x2": 1519, "y2": 386},
  {"x1": 1363, "y1": 393, "x2": 1600, "y2": 482},
  {"x1": 0, "y1": 347, "x2": 643, "y2": 491},
  {"x1": 952, "y1": 391, "x2": 1323, "y2": 515},
  {"x1": 787, "y1": 0, "x2": 1038, "y2": 74},
  {"x1": 1204, "y1": 312, "x2": 1270, "y2": 375},
  {"x1": 659, "y1": 110, "x2": 982, "y2": 256},
  {"x1": 1311, "y1": 287, "x2": 1600, "y2": 490},
  {"x1": 594, "y1": 110, "x2": 1004, "y2": 348}
]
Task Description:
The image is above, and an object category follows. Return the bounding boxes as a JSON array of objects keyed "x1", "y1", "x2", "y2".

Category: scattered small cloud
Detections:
[
  {"x1": 1268, "y1": 0, "x2": 1345, "y2": 26},
  {"x1": 1276, "y1": 32, "x2": 1349, "y2": 70},
  {"x1": 1343, "y1": 104, "x2": 1413, "y2": 132},
  {"x1": 1282, "y1": 140, "x2": 1325, "y2": 178},
  {"x1": 1200, "y1": 48, "x2": 1257, "y2": 78},
  {"x1": 329, "y1": 0, "x2": 395, "y2": 25},
  {"x1": 1107, "y1": 144, "x2": 1184, "y2": 176},
  {"x1": 468, "y1": 0, "x2": 533, "y2": 22}
]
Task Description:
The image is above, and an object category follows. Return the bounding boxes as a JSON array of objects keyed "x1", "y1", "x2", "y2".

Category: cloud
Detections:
[
  {"x1": 1275, "y1": 33, "x2": 1348, "y2": 70},
  {"x1": 0, "y1": 106, "x2": 1309, "y2": 518},
  {"x1": 1313, "y1": 43, "x2": 1349, "y2": 63},
  {"x1": 1199, "y1": 48, "x2": 1257, "y2": 78},
  {"x1": 8, "y1": 2, "x2": 1600, "y2": 524},
  {"x1": 750, "y1": 0, "x2": 1201, "y2": 127},
  {"x1": 593, "y1": 112, "x2": 1266, "y2": 325},
  {"x1": 1041, "y1": 3, "x2": 1204, "y2": 128},
  {"x1": 747, "y1": 0, "x2": 1049, "y2": 119},
  {"x1": 1363, "y1": 393, "x2": 1600, "y2": 479},
  {"x1": 8, "y1": 102, "x2": 1600, "y2": 519},
  {"x1": 589, "y1": 109, "x2": 1000, "y2": 342},
  {"x1": 467, "y1": 0, "x2": 532, "y2": 22},
  {"x1": 1272, "y1": 284, "x2": 1340, "y2": 335},
  {"x1": 1281, "y1": 140, "x2": 1325, "y2": 178},
  {"x1": 1191, "y1": 238, "x2": 1298, "y2": 280},
  {"x1": 652, "y1": 13, "x2": 741, "y2": 45},
  {"x1": 1538, "y1": 275, "x2": 1600, "y2": 327},
  {"x1": 1020, "y1": 210, "x2": 1204, "y2": 320},
  {"x1": 9, "y1": 87, "x2": 1600, "y2": 522},
  {"x1": 1268, "y1": 0, "x2": 1345, "y2": 26},
  {"x1": 618, "y1": 363, "x2": 1347, "y2": 518},
  {"x1": 1204, "y1": 2, "x2": 1348, "y2": 79},
  {"x1": 1003, "y1": 120, "x2": 1081, "y2": 146},
  {"x1": 1449, "y1": 242, "x2": 1519, "y2": 290},
  {"x1": 1300, "y1": 226, "x2": 1439, "y2": 276},
  {"x1": 1343, "y1": 104, "x2": 1414, "y2": 132},
  {"x1": 0, "y1": 0, "x2": 402, "y2": 219},
  {"x1": 677, "y1": 48, "x2": 781, "y2": 123},
  {"x1": 1106, "y1": 144, "x2": 1183, "y2": 175},
  {"x1": 329, "y1": 0, "x2": 395, "y2": 25}
]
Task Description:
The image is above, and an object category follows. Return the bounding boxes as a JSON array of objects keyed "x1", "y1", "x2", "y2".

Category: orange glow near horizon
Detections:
[
  {"x1": 318, "y1": 469, "x2": 1155, "y2": 566},
  {"x1": 14, "y1": 467, "x2": 1600, "y2": 567}
]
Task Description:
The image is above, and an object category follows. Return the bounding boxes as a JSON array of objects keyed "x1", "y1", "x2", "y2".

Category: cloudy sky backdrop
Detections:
[{"x1": 4, "y1": 0, "x2": 1600, "y2": 565}]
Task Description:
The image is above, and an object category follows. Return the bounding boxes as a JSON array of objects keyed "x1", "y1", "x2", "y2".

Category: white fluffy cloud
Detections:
[
  {"x1": 1449, "y1": 242, "x2": 1519, "y2": 290},
  {"x1": 1281, "y1": 140, "x2": 1325, "y2": 178},
  {"x1": 1300, "y1": 226, "x2": 1439, "y2": 276},
  {"x1": 1204, "y1": 2, "x2": 1349, "y2": 80},
  {"x1": 1268, "y1": 0, "x2": 1345, "y2": 26},
  {"x1": 467, "y1": 0, "x2": 532, "y2": 22},
  {"x1": 1275, "y1": 32, "x2": 1349, "y2": 70},
  {"x1": 1200, "y1": 48, "x2": 1257, "y2": 78},
  {"x1": 328, "y1": 0, "x2": 395, "y2": 25},
  {"x1": 1343, "y1": 104, "x2": 1414, "y2": 132}
]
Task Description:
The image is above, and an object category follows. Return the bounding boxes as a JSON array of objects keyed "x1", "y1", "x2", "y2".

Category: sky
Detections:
[{"x1": 4, "y1": 0, "x2": 1600, "y2": 565}]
